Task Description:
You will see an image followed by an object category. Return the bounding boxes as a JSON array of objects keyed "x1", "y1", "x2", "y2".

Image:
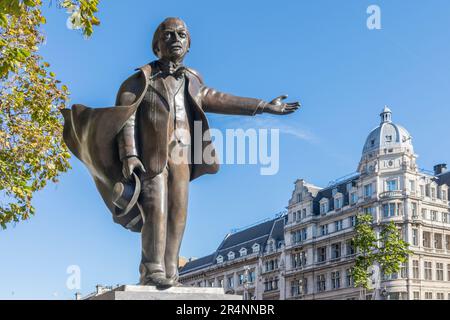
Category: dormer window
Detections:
[
  {"x1": 252, "y1": 243, "x2": 260, "y2": 254},
  {"x1": 267, "y1": 239, "x2": 275, "y2": 253},
  {"x1": 239, "y1": 248, "x2": 247, "y2": 257},
  {"x1": 386, "y1": 135, "x2": 393, "y2": 142},
  {"x1": 320, "y1": 199, "x2": 329, "y2": 214},
  {"x1": 216, "y1": 255, "x2": 223, "y2": 264},
  {"x1": 334, "y1": 195, "x2": 343, "y2": 210},
  {"x1": 227, "y1": 251, "x2": 235, "y2": 260}
]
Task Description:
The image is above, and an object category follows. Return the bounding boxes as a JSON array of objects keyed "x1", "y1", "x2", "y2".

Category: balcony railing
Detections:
[{"x1": 379, "y1": 191, "x2": 403, "y2": 199}]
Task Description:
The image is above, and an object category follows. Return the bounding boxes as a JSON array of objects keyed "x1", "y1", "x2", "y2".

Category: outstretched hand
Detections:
[{"x1": 263, "y1": 95, "x2": 300, "y2": 115}]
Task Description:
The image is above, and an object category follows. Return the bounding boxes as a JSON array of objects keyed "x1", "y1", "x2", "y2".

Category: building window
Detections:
[
  {"x1": 447, "y1": 264, "x2": 450, "y2": 282},
  {"x1": 383, "y1": 203, "x2": 398, "y2": 217},
  {"x1": 239, "y1": 248, "x2": 247, "y2": 257},
  {"x1": 412, "y1": 228, "x2": 418, "y2": 246},
  {"x1": 443, "y1": 213, "x2": 448, "y2": 223},
  {"x1": 252, "y1": 243, "x2": 260, "y2": 253},
  {"x1": 420, "y1": 185, "x2": 425, "y2": 197},
  {"x1": 351, "y1": 192, "x2": 358, "y2": 204},
  {"x1": 436, "y1": 292, "x2": 444, "y2": 300},
  {"x1": 442, "y1": 190, "x2": 448, "y2": 201},
  {"x1": 248, "y1": 270, "x2": 255, "y2": 283},
  {"x1": 317, "y1": 247, "x2": 327, "y2": 263},
  {"x1": 350, "y1": 216, "x2": 356, "y2": 227},
  {"x1": 302, "y1": 278, "x2": 308, "y2": 295},
  {"x1": 331, "y1": 243, "x2": 341, "y2": 260},
  {"x1": 316, "y1": 274, "x2": 326, "y2": 292},
  {"x1": 216, "y1": 255, "x2": 223, "y2": 264},
  {"x1": 364, "y1": 206, "x2": 374, "y2": 216},
  {"x1": 435, "y1": 233, "x2": 443, "y2": 249},
  {"x1": 227, "y1": 251, "x2": 235, "y2": 260},
  {"x1": 265, "y1": 259, "x2": 278, "y2": 272},
  {"x1": 424, "y1": 261, "x2": 433, "y2": 280},
  {"x1": 297, "y1": 193, "x2": 303, "y2": 203},
  {"x1": 331, "y1": 271, "x2": 341, "y2": 289},
  {"x1": 335, "y1": 220, "x2": 343, "y2": 232},
  {"x1": 401, "y1": 262, "x2": 408, "y2": 278},
  {"x1": 346, "y1": 269, "x2": 354, "y2": 288},
  {"x1": 302, "y1": 208, "x2": 307, "y2": 219},
  {"x1": 413, "y1": 291, "x2": 420, "y2": 300},
  {"x1": 319, "y1": 224, "x2": 328, "y2": 236},
  {"x1": 425, "y1": 292, "x2": 432, "y2": 300},
  {"x1": 410, "y1": 180, "x2": 416, "y2": 193},
  {"x1": 238, "y1": 274, "x2": 245, "y2": 285},
  {"x1": 436, "y1": 262, "x2": 444, "y2": 281},
  {"x1": 320, "y1": 201, "x2": 328, "y2": 214},
  {"x1": 301, "y1": 228, "x2": 307, "y2": 241},
  {"x1": 422, "y1": 208, "x2": 428, "y2": 219},
  {"x1": 423, "y1": 231, "x2": 431, "y2": 248},
  {"x1": 431, "y1": 210, "x2": 438, "y2": 221},
  {"x1": 446, "y1": 235, "x2": 450, "y2": 250},
  {"x1": 334, "y1": 197, "x2": 343, "y2": 210},
  {"x1": 386, "y1": 179, "x2": 398, "y2": 191},
  {"x1": 431, "y1": 187, "x2": 437, "y2": 199},
  {"x1": 413, "y1": 260, "x2": 419, "y2": 279},
  {"x1": 346, "y1": 240, "x2": 355, "y2": 256},
  {"x1": 291, "y1": 230, "x2": 301, "y2": 244},
  {"x1": 411, "y1": 203, "x2": 418, "y2": 218},
  {"x1": 266, "y1": 240, "x2": 275, "y2": 253},
  {"x1": 290, "y1": 280, "x2": 301, "y2": 297},
  {"x1": 291, "y1": 252, "x2": 304, "y2": 269},
  {"x1": 364, "y1": 184, "x2": 373, "y2": 198},
  {"x1": 227, "y1": 276, "x2": 234, "y2": 289}
]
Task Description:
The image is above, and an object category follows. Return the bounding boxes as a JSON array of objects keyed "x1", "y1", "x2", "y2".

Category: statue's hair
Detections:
[{"x1": 152, "y1": 17, "x2": 191, "y2": 58}]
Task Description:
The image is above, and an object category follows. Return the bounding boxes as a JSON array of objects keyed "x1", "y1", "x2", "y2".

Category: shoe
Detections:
[{"x1": 142, "y1": 272, "x2": 173, "y2": 289}]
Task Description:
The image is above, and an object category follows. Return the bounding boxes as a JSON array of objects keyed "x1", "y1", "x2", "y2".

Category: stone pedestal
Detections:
[{"x1": 88, "y1": 285, "x2": 243, "y2": 300}]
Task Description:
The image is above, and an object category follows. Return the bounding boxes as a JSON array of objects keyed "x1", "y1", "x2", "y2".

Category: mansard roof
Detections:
[{"x1": 179, "y1": 217, "x2": 285, "y2": 275}]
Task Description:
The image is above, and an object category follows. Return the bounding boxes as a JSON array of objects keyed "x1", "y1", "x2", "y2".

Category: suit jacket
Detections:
[
  {"x1": 117, "y1": 61, "x2": 265, "y2": 180},
  {"x1": 61, "y1": 62, "x2": 264, "y2": 232}
]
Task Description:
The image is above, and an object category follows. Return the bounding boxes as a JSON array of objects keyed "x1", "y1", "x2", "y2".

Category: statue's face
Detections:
[{"x1": 157, "y1": 19, "x2": 189, "y2": 63}]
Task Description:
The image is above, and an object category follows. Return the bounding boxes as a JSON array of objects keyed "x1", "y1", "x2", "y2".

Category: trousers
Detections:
[{"x1": 138, "y1": 141, "x2": 191, "y2": 283}]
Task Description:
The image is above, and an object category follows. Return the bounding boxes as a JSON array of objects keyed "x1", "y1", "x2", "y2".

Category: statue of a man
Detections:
[{"x1": 62, "y1": 17, "x2": 299, "y2": 289}]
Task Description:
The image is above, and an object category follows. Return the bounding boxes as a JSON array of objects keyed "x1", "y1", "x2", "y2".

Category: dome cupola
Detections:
[{"x1": 362, "y1": 106, "x2": 414, "y2": 156}]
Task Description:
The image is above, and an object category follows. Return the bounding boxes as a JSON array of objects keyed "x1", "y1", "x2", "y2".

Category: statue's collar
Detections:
[{"x1": 156, "y1": 59, "x2": 183, "y2": 75}]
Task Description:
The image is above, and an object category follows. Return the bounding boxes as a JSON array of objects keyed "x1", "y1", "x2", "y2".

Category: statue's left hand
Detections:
[{"x1": 263, "y1": 95, "x2": 300, "y2": 115}]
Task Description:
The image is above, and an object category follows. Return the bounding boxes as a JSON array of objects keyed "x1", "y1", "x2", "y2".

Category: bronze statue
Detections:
[{"x1": 61, "y1": 17, "x2": 299, "y2": 289}]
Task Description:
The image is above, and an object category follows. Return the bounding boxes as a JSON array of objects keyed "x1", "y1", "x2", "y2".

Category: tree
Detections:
[
  {"x1": 352, "y1": 214, "x2": 412, "y2": 296},
  {"x1": 0, "y1": 0, "x2": 100, "y2": 229}
]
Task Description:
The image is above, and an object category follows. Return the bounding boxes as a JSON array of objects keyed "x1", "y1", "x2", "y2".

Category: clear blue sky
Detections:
[{"x1": 1, "y1": 0, "x2": 450, "y2": 299}]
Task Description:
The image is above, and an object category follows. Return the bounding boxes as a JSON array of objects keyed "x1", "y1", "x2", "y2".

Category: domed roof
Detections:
[{"x1": 362, "y1": 106, "x2": 414, "y2": 154}]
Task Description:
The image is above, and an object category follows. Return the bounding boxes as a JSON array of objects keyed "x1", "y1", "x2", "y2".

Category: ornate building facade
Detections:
[{"x1": 180, "y1": 108, "x2": 450, "y2": 300}]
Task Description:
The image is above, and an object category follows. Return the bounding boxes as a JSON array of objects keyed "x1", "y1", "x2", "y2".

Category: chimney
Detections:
[{"x1": 434, "y1": 164, "x2": 447, "y2": 175}]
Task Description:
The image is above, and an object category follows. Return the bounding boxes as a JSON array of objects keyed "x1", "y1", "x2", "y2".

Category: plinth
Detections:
[{"x1": 88, "y1": 285, "x2": 243, "y2": 300}]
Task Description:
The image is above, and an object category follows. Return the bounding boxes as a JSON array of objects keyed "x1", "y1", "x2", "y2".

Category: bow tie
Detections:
[{"x1": 158, "y1": 61, "x2": 186, "y2": 79}]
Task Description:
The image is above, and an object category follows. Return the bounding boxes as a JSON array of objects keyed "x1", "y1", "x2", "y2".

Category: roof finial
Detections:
[{"x1": 380, "y1": 105, "x2": 392, "y2": 123}]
